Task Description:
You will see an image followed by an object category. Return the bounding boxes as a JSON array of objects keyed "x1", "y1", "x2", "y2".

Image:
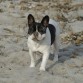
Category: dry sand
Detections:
[{"x1": 0, "y1": 0, "x2": 83, "y2": 83}]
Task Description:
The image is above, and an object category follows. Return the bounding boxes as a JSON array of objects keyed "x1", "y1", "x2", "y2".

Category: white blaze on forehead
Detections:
[{"x1": 36, "y1": 25, "x2": 38, "y2": 32}]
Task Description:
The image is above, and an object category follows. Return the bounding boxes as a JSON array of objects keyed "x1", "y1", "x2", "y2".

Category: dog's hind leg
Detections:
[
  {"x1": 49, "y1": 42, "x2": 59, "y2": 62},
  {"x1": 53, "y1": 32, "x2": 60, "y2": 62},
  {"x1": 53, "y1": 44, "x2": 59, "y2": 62}
]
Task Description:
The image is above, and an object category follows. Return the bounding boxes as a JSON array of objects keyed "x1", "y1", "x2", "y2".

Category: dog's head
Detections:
[{"x1": 27, "y1": 14, "x2": 49, "y2": 41}]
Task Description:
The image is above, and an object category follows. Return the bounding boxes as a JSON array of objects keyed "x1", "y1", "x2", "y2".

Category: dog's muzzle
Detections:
[
  {"x1": 32, "y1": 32, "x2": 39, "y2": 41},
  {"x1": 34, "y1": 32, "x2": 38, "y2": 37}
]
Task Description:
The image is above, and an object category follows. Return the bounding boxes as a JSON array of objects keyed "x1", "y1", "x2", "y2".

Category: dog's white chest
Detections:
[{"x1": 27, "y1": 39, "x2": 40, "y2": 51}]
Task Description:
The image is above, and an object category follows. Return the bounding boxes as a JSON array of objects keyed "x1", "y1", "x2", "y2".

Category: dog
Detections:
[{"x1": 27, "y1": 14, "x2": 60, "y2": 71}]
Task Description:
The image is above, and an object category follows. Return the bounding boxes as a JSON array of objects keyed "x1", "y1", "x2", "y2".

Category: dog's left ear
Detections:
[
  {"x1": 27, "y1": 14, "x2": 35, "y2": 27},
  {"x1": 41, "y1": 15, "x2": 49, "y2": 27}
]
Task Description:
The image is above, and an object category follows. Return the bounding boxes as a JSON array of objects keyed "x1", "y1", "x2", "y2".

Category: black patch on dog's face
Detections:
[
  {"x1": 27, "y1": 14, "x2": 49, "y2": 36},
  {"x1": 28, "y1": 23, "x2": 36, "y2": 35},
  {"x1": 37, "y1": 23, "x2": 46, "y2": 34},
  {"x1": 28, "y1": 23, "x2": 47, "y2": 36}
]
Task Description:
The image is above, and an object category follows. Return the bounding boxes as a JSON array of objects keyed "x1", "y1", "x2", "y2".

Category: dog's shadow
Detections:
[
  {"x1": 35, "y1": 44, "x2": 83, "y2": 71},
  {"x1": 35, "y1": 47, "x2": 72, "y2": 71},
  {"x1": 46, "y1": 44, "x2": 83, "y2": 71},
  {"x1": 47, "y1": 51, "x2": 72, "y2": 71},
  {"x1": 35, "y1": 54, "x2": 57, "y2": 67}
]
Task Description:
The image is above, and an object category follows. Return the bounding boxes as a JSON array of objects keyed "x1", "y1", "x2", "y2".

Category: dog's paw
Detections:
[
  {"x1": 29, "y1": 64, "x2": 35, "y2": 68},
  {"x1": 40, "y1": 67, "x2": 45, "y2": 71}
]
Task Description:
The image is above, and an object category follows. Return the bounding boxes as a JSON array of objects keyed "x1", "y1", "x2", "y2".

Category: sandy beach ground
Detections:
[{"x1": 0, "y1": 0, "x2": 83, "y2": 83}]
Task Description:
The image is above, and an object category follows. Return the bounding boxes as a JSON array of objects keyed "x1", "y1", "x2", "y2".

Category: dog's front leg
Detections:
[
  {"x1": 29, "y1": 49, "x2": 35, "y2": 67},
  {"x1": 40, "y1": 52, "x2": 49, "y2": 71}
]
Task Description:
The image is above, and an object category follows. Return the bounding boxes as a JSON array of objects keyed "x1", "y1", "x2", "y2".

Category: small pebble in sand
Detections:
[{"x1": 9, "y1": 68, "x2": 12, "y2": 70}]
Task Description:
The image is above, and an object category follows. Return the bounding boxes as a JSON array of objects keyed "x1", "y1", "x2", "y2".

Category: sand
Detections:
[{"x1": 0, "y1": 0, "x2": 83, "y2": 83}]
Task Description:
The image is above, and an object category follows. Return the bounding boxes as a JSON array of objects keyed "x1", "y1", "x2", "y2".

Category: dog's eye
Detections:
[
  {"x1": 39, "y1": 27, "x2": 46, "y2": 33},
  {"x1": 28, "y1": 26, "x2": 36, "y2": 34}
]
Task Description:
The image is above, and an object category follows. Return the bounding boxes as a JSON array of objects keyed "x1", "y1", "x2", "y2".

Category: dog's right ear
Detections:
[
  {"x1": 27, "y1": 14, "x2": 35, "y2": 27},
  {"x1": 41, "y1": 15, "x2": 49, "y2": 27}
]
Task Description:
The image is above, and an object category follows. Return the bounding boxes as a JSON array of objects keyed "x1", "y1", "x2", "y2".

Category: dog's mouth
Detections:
[
  {"x1": 32, "y1": 36, "x2": 45, "y2": 41},
  {"x1": 32, "y1": 33, "x2": 46, "y2": 41},
  {"x1": 32, "y1": 37, "x2": 39, "y2": 41}
]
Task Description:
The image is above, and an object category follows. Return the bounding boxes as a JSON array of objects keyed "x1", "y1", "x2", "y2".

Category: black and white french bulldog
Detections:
[{"x1": 27, "y1": 14, "x2": 60, "y2": 71}]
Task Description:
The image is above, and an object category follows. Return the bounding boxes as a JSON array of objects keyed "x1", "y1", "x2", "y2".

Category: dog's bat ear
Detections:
[
  {"x1": 27, "y1": 14, "x2": 35, "y2": 27},
  {"x1": 41, "y1": 15, "x2": 49, "y2": 27}
]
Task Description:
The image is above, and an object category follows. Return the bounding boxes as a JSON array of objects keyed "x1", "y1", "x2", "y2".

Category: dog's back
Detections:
[
  {"x1": 48, "y1": 24, "x2": 56, "y2": 45},
  {"x1": 49, "y1": 19, "x2": 60, "y2": 49}
]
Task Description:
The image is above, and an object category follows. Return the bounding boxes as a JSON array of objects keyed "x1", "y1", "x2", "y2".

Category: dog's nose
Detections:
[{"x1": 34, "y1": 32, "x2": 38, "y2": 37}]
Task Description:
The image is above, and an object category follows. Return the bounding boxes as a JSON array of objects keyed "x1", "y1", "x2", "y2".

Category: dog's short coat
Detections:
[{"x1": 27, "y1": 14, "x2": 60, "y2": 71}]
